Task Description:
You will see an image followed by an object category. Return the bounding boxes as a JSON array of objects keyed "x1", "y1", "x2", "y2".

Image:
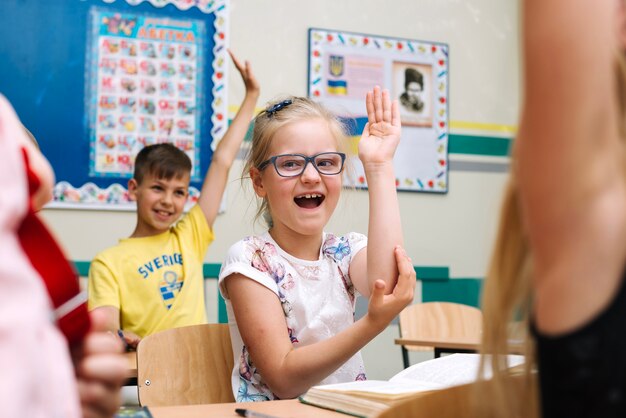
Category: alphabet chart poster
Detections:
[
  {"x1": 88, "y1": 9, "x2": 205, "y2": 180},
  {"x1": 308, "y1": 28, "x2": 449, "y2": 193}
]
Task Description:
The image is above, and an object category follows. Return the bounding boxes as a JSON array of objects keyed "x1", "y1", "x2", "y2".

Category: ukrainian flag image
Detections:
[
  {"x1": 339, "y1": 116, "x2": 368, "y2": 155},
  {"x1": 327, "y1": 79, "x2": 347, "y2": 95}
]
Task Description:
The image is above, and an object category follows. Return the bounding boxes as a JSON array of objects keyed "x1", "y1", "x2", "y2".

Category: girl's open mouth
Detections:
[{"x1": 294, "y1": 193, "x2": 325, "y2": 208}]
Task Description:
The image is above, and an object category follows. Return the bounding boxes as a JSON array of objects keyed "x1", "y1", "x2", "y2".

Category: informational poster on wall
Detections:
[{"x1": 308, "y1": 28, "x2": 449, "y2": 193}]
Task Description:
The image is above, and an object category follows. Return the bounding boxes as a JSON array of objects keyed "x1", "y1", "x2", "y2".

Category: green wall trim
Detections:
[
  {"x1": 449, "y1": 134, "x2": 512, "y2": 157},
  {"x1": 201, "y1": 264, "x2": 228, "y2": 323},
  {"x1": 74, "y1": 261, "x2": 91, "y2": 276},
  {"x1": 73, "y1": 262, "x2": 225, "y2": 279},
  {"x1": 422, "y1": 277, "x2": 483, "y2": 308},
  {"x1": 72, "y1": 260, "x2": 457, "y2": 323},
  {"x1": 203, "y1": 263, "x2": 222, "y2": 277},
  {"x1": 73, "y1": 261, "x2": 448, "y2": 282},
  {"x1": 414, "y1": 266, "x2": 449, "y2": 281}
]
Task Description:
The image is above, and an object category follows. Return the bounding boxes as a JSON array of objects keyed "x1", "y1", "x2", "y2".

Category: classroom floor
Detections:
[{"x1": 122, "y1": 386, "x2": 139, "y2": 406}]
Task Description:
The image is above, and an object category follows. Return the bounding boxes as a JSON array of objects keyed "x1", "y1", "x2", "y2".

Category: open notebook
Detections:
[{"x1": 299, "y1": 353, "x2": 525, "y2": 417}]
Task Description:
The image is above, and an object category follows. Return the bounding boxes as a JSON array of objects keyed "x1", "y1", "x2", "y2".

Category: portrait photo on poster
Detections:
[{"x1": 393, "y1": 61, "x2": 433, "y2": 128}]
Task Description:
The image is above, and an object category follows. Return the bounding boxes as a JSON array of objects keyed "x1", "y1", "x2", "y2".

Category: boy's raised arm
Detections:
[{"x1": 197, "y1": 50, "x2": 260, "y2": 226}]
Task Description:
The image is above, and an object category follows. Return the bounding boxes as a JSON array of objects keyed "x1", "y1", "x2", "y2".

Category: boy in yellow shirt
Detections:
[{"x1": 88, "y1": 51, "x2": 259, "y2": 348}]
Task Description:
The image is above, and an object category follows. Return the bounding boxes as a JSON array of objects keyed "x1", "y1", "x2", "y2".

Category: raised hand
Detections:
[
  {"x1": 358, "y1": 86, "x2": 401, "y2": 168},
  {"x1": 366, "y1": 246, "x2": 415, "y2": 329},
  {"x1": 228, "y1": 49, "x2": 260, "y2": 97}
]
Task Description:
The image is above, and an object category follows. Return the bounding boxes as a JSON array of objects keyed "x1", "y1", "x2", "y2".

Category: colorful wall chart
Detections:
[
  {"x1": 308, "y1": 28, "x2": 449, "y2": 193},
  {"x1": 88, "y1": 9, "x2": 205, "y2": 180}
]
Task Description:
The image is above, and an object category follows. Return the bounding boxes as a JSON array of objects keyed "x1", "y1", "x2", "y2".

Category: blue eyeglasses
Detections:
[{"x1": 257, "y1": 152, "x2": 346, "y2": 177}]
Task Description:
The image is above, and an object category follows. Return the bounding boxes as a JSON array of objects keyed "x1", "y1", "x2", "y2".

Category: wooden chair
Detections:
[
  {"x1": 398, "y1": 302, "x2": 483, "y2": 368},
  {"x1": 136, "y1": 323, "x2": 235, "y2": 406}
]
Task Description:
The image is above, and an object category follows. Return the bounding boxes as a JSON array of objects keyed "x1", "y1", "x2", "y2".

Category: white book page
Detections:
[
  {"x1": 311, "y1": 379, "x2": 444, "y2": 395},
  {"x1": 390, "y1": 354, "x2": 525, "y2": 388}
]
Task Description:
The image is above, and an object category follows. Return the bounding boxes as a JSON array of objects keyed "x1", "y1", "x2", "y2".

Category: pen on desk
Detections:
[
  {"x1": 117, "y1": 329, "x2": 130, "y2": 351},
  {"x1": 235, "y1": 408, "x2": 281, "y2": 418}
]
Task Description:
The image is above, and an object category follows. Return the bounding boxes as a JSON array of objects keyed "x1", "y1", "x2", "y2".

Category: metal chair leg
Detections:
[{"x1": 402, "y1": 346, "x2": 410, "y2": 369}]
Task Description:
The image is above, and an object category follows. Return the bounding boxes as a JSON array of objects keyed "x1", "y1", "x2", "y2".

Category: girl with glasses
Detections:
[{"x1": 218, "y1": 87, "x2": 415, "y2": 401}]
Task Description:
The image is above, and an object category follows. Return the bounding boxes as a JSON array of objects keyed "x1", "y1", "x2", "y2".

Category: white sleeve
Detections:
[
  {"x1": 343, "y1": 232, "x2": 367, "y2": 279},
  {"x1": 218, "y1": 237, "x2": 280, "y2": 300}
]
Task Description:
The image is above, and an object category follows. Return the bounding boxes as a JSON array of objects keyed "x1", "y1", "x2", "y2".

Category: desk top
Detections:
[
  {"x1": 395, "y1": 337, "x2": 524, "y2": 353},
  {"x1": 395, "y1": 337, "x2": 481, "y2": 351},
  {"x1": 149, "y1": 399, "x2": 344, "y2": 418},
  {"x1": 124, "y1": 351, "x2": 137, "y2": 379}
]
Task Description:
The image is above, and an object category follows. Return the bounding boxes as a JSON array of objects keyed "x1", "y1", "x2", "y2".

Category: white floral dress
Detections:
[{"x1": 218, "y1": 231, "x2": 368, "y2": 401}]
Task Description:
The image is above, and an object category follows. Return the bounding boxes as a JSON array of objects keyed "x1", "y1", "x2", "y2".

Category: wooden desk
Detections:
[
  {"x1": 395, "y1": 337, "x2": 524, "y2": 358},
  {"x1": 124, "y1": 351, "x2": 137, "y2": 385},
  {"x1": 149, "y1": 399, "x2": 343, "y2": 418}
]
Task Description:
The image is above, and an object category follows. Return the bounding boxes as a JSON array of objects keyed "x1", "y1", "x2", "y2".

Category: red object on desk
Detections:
[{"x1": 17, "y1": 148, "x2": 90, "y2": 347}]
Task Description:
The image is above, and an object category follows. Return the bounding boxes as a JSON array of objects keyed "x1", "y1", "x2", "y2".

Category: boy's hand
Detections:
[
  {"x1": 228, "y1": 49, "x2": 260, "y2": 98},
  {"x1": 74, "y1": 310, "x2": 127, "y2": 418},
  {"x1": 359, "y1": 86, "x2": 401, "y2": 169},
  {"x1": 118, "y1": 329, "x2": 141, "y2": 350},
  {"x1": 366, "y1": 246, "x2": 415, "y2": 330}
]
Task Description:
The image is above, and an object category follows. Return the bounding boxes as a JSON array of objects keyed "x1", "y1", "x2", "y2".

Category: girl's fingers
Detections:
[
  {"x1": 373, "y1": 86, "x2": 383, "y2": 122},
  {"x1": 369, "y1": 279, "x2": 385, "y2": 308},
  {"x1": 382, "y1": 89, "x2": 392, "y2": 123},
  {"x1": 366, "y1": 91, "x2": 375, "y2": 124},
  {"x1": 78, "y1": 353, "x2": 127, "y2": 382},
  {"x1": 83, "y1": 332, "x2": 124, "y2": 355},
  {"x1": 77, "y1": 379, "x2": 122, "y2": 418},
  {"x1": 391, "y1": 99, "x2": 400, "y2": 128},
  {"x1": 88, "y1": 308, "x2": 112, "y2": 333},
  {"x1": 395, "y1": 246, "x2": 416, "y2": 291}
]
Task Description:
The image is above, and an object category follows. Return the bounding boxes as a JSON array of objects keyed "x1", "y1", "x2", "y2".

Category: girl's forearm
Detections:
[
  {"x1": 364, "y1": 162, "x2": 403, "y2": 293},
  {"x1": 262, "y1": 315, "x2": 385, "y2": 399}
]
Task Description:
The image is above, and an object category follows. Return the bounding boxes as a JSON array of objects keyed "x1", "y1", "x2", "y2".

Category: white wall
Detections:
[{"x1": 42, "y1": 0, "x2": 519, "y2": 379}]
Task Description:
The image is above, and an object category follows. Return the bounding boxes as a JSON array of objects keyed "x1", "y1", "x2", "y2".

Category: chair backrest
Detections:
[
  {"x1": 399, "y1": 302, "x2": 483, "y2": 351},
  {"x1": 137, "y1": 323, "x2": 235, "y2": 406},
  {"x1": 374, "y1": 374, "x2": 537, "y2": 418}
]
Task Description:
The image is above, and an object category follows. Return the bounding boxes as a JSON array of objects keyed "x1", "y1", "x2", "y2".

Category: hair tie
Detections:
[{"x1": 265, "y1": 99, "x2": 293, "y2": 117}]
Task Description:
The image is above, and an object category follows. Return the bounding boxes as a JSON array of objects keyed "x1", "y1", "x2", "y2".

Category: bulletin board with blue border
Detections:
[
  {"x1": 0, "y1": 0, "x2": 229, "y2": 209},
  {"x1": 308, "y1": 28, "x2": 449, "y2": 193}
]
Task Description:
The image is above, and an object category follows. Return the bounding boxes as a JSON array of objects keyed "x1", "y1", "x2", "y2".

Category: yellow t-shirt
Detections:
[{"x1": 88, "y1": 205, "x2": 214, "y2": 337}]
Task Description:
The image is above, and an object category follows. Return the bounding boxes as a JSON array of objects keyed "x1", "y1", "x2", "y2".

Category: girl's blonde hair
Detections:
[
  {"x1": 477, "y1": 42, "x2": 626, "y2": 418},
  {"x1": 243, "y1": 96, "x2": 350, "y2": 227},
  {"x1": 477, "y1": 176, "x2": 537, "y2": 417}
]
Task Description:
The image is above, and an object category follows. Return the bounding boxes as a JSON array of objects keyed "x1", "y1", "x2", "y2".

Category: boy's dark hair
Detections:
[{"x1": 133, "y1": 143, "x2": 192, "y2": 184}]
